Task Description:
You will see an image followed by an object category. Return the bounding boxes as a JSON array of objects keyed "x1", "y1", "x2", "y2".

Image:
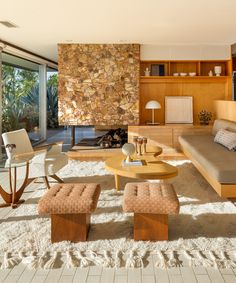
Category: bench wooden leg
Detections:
[
  {"x1": 134, "y1": 213, "x2": 168, "y2": 241},
  {"x1": 51, "y1": 213, "x2": 90, "y2": 243}
]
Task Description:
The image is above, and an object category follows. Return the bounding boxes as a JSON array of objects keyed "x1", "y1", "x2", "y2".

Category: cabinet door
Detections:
[{"x1": 128, "y1": 126, "x2": 173, "y2": 149}]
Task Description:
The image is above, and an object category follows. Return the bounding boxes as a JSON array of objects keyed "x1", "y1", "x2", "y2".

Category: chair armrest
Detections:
[
  {"x1": 14, "y1": 149, "x2": 46, "y2": 159},
  {"x1": 34, "y1": 141, "x2": 64, "y2": 154},
  {"x1": 34, "y1": 141, "x2": 64, "y2": 150}
]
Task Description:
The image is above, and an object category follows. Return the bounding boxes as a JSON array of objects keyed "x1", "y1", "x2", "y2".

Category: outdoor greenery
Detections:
[{"x1": 2, "y1": 65, "x2": 58, "y2": 133}]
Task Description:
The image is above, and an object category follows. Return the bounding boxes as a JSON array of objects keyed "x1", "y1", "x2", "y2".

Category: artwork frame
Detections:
[{"x1": 165, "y1": 96, "x2": 193, "y2": 123}]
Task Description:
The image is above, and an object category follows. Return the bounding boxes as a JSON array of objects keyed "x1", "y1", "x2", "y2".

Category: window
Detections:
[{"x1": 2, "y1": 53, "x2": 42, "y2": 143}]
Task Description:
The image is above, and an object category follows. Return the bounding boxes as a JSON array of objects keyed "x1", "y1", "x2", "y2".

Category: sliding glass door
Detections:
[{"x1": 2, "y1": 53, "x2": 42, "y2": 144}]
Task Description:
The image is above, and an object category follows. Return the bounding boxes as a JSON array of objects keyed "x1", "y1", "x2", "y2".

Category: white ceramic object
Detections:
[
  {"x1": 214, "y1": 66, "x2": 222, "y2": 76},
  {"x1": 173, "y1": 73, "x2": 179, "y2": 76},
  {"x1": 180, "y1": 72, "x2": 187, "y2": 76},
  {"x1": 122, "y1": 143, "x2": 136, "y2": 162},
  {"x1": 189, "y1": 72, "x2": 196, "y2": 76},
  {"x1": 144, "y1": 68, "x2": 150, "y2": 76},
  {"x1": 208, "y1": 70, "x2": 213, "y2": 76}
]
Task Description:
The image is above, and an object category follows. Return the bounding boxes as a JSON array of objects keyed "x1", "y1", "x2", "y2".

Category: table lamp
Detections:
[{"x1": 145, "y1": 100, "x2": 161, "y2": 125}]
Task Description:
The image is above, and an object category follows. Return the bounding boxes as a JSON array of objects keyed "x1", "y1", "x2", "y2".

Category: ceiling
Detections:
[{"x1": 1, "y1": 0, "x2": 236, "y2": 62}]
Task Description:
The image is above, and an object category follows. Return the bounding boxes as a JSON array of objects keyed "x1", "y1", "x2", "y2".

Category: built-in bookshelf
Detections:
[
  {"x1": 139, "y1": 60, "x2": 232, "y2": 125},
  {"x1": 140, "y1": 60, "x2": 232, "y2": 77}
]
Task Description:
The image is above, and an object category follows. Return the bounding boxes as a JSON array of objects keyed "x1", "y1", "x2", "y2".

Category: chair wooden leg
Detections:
[
  {"x1": 43, "y1": 177, "x2": 50, "y2": 189},
  {"x1": 50, "y1": 174, "x2": 64, "y2": 183}
]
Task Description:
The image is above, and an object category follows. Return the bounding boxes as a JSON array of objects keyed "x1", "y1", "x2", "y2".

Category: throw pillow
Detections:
[{"x1": 214, "y1": 129, "x2": 236, "y2": 151}]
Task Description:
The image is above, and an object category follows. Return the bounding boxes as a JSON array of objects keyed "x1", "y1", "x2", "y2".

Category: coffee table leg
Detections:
[{"x1": 114, "y1": 175, "x2": 121, "y2": 191}]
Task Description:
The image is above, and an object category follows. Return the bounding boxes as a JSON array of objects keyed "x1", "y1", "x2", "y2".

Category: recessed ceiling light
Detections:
[{"x1": 0, "y1": 21, "x2": 18, "y2": 28}]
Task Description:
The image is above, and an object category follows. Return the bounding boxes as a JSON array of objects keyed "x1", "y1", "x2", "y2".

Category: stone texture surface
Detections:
[{"x1": 58, "y1": 44, "x2": 140, "y2": 125}]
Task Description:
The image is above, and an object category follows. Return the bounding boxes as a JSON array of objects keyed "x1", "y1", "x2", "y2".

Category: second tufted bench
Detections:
[
  {"x1": 38, "y1": 183, "x2": 101, "y2": 242},
  {"x1": 123, "y1": 182, "x2": 179, "y2": 241}
]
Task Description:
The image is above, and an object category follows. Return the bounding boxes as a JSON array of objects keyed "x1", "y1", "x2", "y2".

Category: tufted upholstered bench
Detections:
[
  {"x1": 38, "y1": 183, "x2": 101, "y2": 243},
  {"x1": 123, "y1": 182, "x2": 179, "y2": 241}
]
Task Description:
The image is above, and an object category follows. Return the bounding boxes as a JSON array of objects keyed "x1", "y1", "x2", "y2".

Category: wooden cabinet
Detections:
[{"x1": 128, "y1": 125, "x2": 212, "y2": 152}]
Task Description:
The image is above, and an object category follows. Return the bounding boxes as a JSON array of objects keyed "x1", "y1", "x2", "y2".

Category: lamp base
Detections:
[{"x1": 146, "y1": 122, "x2": 160, "y2": 125}]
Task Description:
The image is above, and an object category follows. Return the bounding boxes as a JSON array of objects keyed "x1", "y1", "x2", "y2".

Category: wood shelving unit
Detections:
[
  {"x1": 139, "y1": 59, "x2": 232, "y2": 125},
  {"x1": 140, "y1": 60, "x2": 232, "y2": 77}
]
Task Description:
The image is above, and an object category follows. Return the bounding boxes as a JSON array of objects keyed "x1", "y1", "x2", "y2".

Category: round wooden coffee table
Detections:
[{"x1": 105, "y1": 146, "x2": 178, "y2": 190}]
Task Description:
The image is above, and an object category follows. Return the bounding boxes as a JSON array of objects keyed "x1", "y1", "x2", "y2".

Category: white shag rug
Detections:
[{"x1": 0, "y1": 159, "x2": 236, "y2": 270}]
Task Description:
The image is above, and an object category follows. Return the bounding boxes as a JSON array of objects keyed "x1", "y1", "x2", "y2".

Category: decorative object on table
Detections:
[
  {"x1": 122, "y1": 143, "x2": 136, "y2": 163},
  {"x1": 173, "y1": 73, "x2": 179, "y2": 76},
  {"x1": 189, "y1": 72, "x2": 196, "y2": 77},
  {"x1": 198, "y1": 110, "x2": 212, "y2": 125},
  {"x1": 180, "y1": 72, "x2": 187, "y2": 76},
  {"x1": 137, "y1": 137, "x2": 143, "y2": 156},
  {"x1": 143, "y1": 137, "x2": 147, "y2": 153},
  {"x1": 214, "y1": 66, "x2": 222, "y2": 76},
  {"x1": 208, "y1": 70, "x2": 213, "y2": 76},
  {"x1": 145, "y1": 100, "x2": 161, "y2": 125},
  {"x1": 122, "y1": 159, "x2": 143, "y2": 167},
  {"x1": 132, "y1": 136, "x2": 139, "y2": 153},
  {"x1": 144, "y1": 67, "x2": 150, "y2": 76}
]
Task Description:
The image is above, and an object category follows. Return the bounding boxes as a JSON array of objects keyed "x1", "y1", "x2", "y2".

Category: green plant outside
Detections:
[{"x1": 2, "y1": 65, "x2": 58, "y2": 133}]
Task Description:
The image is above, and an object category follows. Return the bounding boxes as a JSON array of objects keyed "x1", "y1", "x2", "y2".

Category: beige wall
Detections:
[
  {"x1": 58, "y1": 44, "x2": 140, "y2": 126},
  {"x1": 141, "y1": 45, "x2": 231, "y2": 60}
]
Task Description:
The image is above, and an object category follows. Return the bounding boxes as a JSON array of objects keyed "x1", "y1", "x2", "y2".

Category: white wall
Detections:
[{"x1": 141, "y1": 45, "x2": 231, "y2": 60}]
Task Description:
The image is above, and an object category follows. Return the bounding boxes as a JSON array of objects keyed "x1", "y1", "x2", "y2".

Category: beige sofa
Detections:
[{"x1": 179, "y1": 119, "x2": 236, "y2": 198}]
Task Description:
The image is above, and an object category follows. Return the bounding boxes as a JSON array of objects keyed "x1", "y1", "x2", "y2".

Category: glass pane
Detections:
[
  {"x1": 2, "y1": 53, "x2": 41, "y2": 144},
  {"x1": 47, "y1": 68, "x2": 60, "y2": 137}
]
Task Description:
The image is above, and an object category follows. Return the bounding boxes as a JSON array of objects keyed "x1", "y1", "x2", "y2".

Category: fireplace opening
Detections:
[{"x1": 76, "y1": 126, "x2": 128, "y2": 149}]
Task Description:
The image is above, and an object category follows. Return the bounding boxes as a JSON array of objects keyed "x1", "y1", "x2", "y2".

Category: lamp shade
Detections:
[{"x1": 145, "y1": 100, "x2": 161, "y2": 109}]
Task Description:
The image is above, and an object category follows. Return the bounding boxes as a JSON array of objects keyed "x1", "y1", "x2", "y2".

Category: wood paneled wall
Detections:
[
  {"x1": 215, "y1": 100, "x2": 236, "y2": 122},
  {"x1": 140, "y1": 77, "x2": 232, "y2": 124}
]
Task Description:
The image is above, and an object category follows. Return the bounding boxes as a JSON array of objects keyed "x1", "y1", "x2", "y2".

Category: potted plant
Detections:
[{"x1": 198, "y1": 110, "x2": 212, "y2": 125}]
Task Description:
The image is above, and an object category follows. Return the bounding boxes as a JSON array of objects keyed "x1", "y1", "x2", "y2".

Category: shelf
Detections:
[
  {"x1": 140, "y1": 76, "x2": 230, "y2": 83},
  {"x1": 140, "y1": 76, "x2": 230, "y2": 78},
  {"x1": 140, "y1": 60, "x2": 232, "y2": 77}
]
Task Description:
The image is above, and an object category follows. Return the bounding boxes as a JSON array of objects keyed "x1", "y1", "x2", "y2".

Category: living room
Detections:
[{"x1": 1, "y1": 1, "x2": 236, "y2": 283}]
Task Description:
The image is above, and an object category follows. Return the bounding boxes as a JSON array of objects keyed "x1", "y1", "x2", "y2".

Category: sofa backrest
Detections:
[{"x1": 212, "y1": 119, "x2": 236, "y2": 136}]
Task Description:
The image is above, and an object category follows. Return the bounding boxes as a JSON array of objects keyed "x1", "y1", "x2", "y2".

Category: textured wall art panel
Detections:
[{"x1": 58, "y1": 44, "x2": 140, "y2": 125}]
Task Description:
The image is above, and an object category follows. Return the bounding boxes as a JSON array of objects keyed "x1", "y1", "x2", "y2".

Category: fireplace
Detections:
[{"x1": 77, "y1": 127, "x2": 128, "y2": 149}]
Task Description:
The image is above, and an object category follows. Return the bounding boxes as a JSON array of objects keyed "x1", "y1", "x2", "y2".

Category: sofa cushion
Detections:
[
  {"x1": 179, "y1": 135, "x2": 236, "y2": 183},
  {"x1": 214, "y1": 129, "x2": 236, "y2": 151},
  {"x1": 212, "y1": 119, "x2": 236, "y2": 136}
]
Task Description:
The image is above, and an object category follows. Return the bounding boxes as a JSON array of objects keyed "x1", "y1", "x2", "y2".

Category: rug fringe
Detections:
[
  {"x1": 66, "y1": 251, "x2": 79, "y2": 268},
  {"x1": 1, "y1": 252, "x2": 20, "y2": 269},
  {"x1": 155, "y1": 250, "x2": 169, "y2": 269},
  {"x1": 2, "y1": 249, "x2": 236, "y2": 270},
  {"x1": 76, "y1": 250, "x2": 91, "y2": 268}
]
